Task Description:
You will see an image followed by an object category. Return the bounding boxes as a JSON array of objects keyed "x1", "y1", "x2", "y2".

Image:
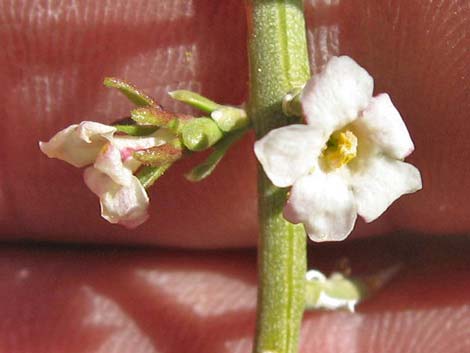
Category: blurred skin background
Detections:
[{"x1": 0, "y1": 0, "x2": 469, "y2": 352}]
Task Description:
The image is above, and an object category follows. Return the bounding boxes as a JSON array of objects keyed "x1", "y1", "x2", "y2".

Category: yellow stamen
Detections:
[
  {"x1": 100, "y1": 143, "x2": 110, "y2": 155},
  {"x1": 322, "y1": 130, "x2": 358, "y2": 170}
]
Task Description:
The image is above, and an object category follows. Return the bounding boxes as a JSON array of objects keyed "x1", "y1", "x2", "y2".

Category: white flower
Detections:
[
  {"x1": 40, "y1": 121, "x2": 174, "y2": 228},
  {"x1": 254, "y1": 56, "x2": 422, "y2": 242}
]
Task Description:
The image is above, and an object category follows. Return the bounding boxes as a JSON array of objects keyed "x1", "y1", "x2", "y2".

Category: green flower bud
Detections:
[
  {"x1": 181, "y1": 118, "x2": 223, "y2": 151},
  {"x1": 211, "y1": 106, "x2": 249, "y2": 132}
]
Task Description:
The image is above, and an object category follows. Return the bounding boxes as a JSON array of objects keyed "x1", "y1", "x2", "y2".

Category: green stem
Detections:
[{"x1": 246, "y1": 1, "x2": 310, "y2": 353}]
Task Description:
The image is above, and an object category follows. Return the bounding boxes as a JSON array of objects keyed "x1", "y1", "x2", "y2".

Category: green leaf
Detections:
[
  {"x1": 104, "y1": 77, "x2": 156, "y2": 107},
  {"x1": 114, "y1": 124, "x2": 159, "y2": 136},
  {"x1": 137, "y1": 164, "x2": 172, "y2": 189},
  {"x1": 169, "y1": 90, "x2": 221, "y2": 113},
  {"x1": 185, "y1": 129, "x2": 246, "y2": 182}
]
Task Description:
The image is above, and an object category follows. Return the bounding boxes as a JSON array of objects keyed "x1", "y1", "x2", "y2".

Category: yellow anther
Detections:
[{"x1": 322, "y1": 130, "x2": 358, "y2": 170}]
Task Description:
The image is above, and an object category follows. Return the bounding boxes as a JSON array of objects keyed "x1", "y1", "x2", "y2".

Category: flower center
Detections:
[{"x1": 322, "y1": 130, "x2": 358, "y2": 170}]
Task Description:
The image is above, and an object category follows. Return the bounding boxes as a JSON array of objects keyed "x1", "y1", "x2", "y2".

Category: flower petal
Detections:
[
  {"x1": 94, "y1": 143, "x2": 134, "y2": 187},
  {"x1": 354, "y1": 94, "x2": 414, "y2": 159},
  {"x1": 301, "y1": 56, "x2": 373, "y2": 133},
  {"x1": 254, "y1": 125, "x2": 327, "y2": 187},
  {"x1": 39, "y1": 122, "x2": 116, "y2": 167},
  {"x1": 351, "y1": 156, "x2": 422, "y2": 222},
  {"x1": 284, "y1": 171, "x2": 357, "y2": 242},
  {"x1": 84, "y1": 167, "x2": 149, "y2": 228}
]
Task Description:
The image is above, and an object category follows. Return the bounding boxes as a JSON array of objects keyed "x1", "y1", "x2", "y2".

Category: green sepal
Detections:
[
  {"x1": 210, "y1": 106, "x2": 250, "y2": 132},
  {"x1": 185, "y1": 129, "x2": 246, "y2": 182},
  {"x1": 169, "y1": 90, "x2": 221, "y2": 113},
  {"x1": 181, "y1": 118, "x2": 223, "y2": 151},
  {"x1": 133, "y1": 144, "x2": 183, "y2": 167},
  {"x1": 114, "y1": 124, "x2": 159, "y2": 136},
  {"x1": 104, "y1": 77, "x2": 156, "y2": 107},
  {"x1": 137, "y1": 163, "x2": 171, "y2": 189},
  {"x1": 131, "y1": 107, "x2": 175, "y2": 126}
]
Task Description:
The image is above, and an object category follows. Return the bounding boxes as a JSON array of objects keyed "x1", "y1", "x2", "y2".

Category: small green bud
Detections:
[
  {"x1": 210, "y1": 106, "x2": 249, "y2": 132},
  {"x1": 181, "y1": 118, "x2": 223, "y2": 151}
]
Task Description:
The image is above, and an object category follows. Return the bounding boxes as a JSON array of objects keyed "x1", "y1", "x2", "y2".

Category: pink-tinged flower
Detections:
[
  {"x1": 254, "y1": 56, "x2": 422, "y2": 242},
  {"x1": 40, "y1": 121, "x2": 174, "y2": 228}
]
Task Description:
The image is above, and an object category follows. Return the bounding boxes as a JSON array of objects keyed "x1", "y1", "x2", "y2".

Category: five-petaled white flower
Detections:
[
  {"x1": 254, "y1": 56, "x2": 422, "y2": 242},
  {"x1": 40, "y1": 122, "x2": 174, "y2": 228}
]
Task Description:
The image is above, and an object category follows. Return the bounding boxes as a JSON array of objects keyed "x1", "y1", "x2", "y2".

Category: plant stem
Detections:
[{"x1": 245, "y1": 1, "x2": 310, "y2": 353}]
